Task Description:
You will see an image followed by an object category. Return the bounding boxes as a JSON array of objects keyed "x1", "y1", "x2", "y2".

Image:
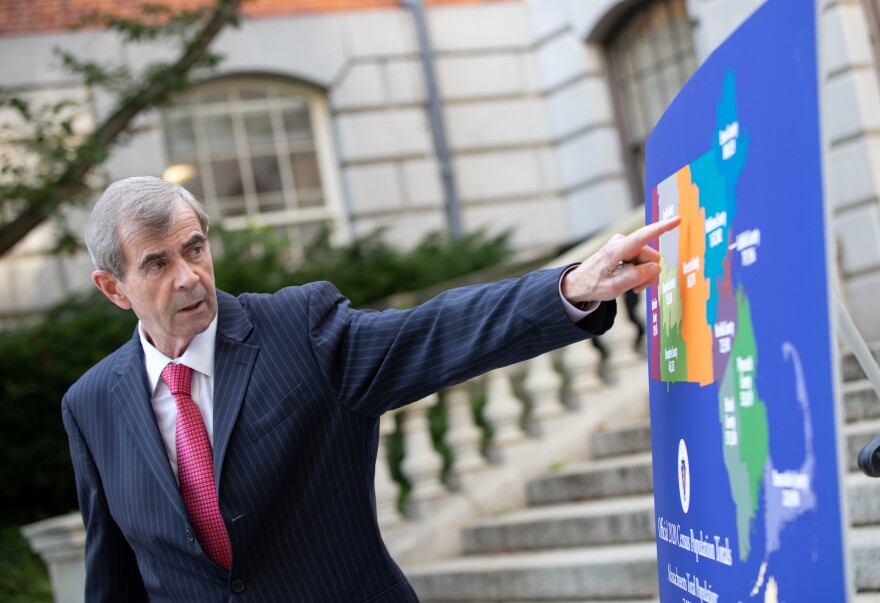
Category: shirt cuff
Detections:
[{"x1": 559, "y1": 265, "x2": 599, "y2": 322}]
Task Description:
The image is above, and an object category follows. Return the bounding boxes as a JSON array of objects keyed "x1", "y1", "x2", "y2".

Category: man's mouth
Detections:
[{"x1": 178, "y1": 301, "x2": 203, "y2": 312}]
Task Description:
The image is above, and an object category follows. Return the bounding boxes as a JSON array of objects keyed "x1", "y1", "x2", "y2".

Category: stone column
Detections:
[
  {"x1": 21, "y1": 513, "x2": 86, "y2": 603},
  {"x1": 523, "y1": 353, "x2": 566, "y2": 424},
  {"x1": 375, "y1": 412, "x2": 403, "y2": 528},
  {"x1": 443, "y1": 384, "x2": 486, "y2": 481},
  {"x1": 482, "y1": 367, "x2": 527, "y2": 455},
  {"x1": 563, "y1": 340, "x2": 603, "y2": 406},
  {"x1": 399, "y1": 394, "x2": 445, "y2": 510}
]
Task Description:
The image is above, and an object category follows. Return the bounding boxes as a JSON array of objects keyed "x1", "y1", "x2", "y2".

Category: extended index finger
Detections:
[{"x1": 618, "y1": 216, "x2": 681, "y2": 260}]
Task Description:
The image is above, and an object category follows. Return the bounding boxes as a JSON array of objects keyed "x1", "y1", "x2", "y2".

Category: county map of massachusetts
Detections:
[{"x1": 649, "y1": 70, "x2": 816, "y2": 602}]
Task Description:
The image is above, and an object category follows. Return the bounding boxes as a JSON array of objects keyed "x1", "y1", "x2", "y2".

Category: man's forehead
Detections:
[{"x1": 119, "y1": 207, "x2": 204, "y2": 263}]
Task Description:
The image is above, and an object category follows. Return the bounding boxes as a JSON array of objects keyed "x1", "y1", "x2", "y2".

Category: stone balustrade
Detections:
[{"x1": 378, "y1": 324, "x2": 650, "y2": 564}]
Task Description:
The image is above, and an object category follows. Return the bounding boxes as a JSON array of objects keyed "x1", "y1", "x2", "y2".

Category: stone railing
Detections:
[
  {"x1": 374, "y1": 207, "x2": 651, "y2": 563},
  {"x1": 22, "y1": 208, "x2": 649, "y2": 601}
]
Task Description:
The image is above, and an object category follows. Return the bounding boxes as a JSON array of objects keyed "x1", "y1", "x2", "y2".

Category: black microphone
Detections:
[{"x1": 857, "y1": 435, "x2": 880, "y2": 477}]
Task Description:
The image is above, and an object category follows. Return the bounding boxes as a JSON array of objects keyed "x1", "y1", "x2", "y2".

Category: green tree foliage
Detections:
[
  {"x1": 0, "y1": 525, "x2": 52, "y2": 603},
  {"x1": 0, "y1": 293, "x2": 137, "y2": 523},
  {"x1": 286, "y1": 228, "x2": 513, "y2": 307},
  {"x1": 0, "y1": 0, "x2": 243, "y2": 256},
  {"x1": 210, "y1": 225, "x2": 292, "y2": 296}
]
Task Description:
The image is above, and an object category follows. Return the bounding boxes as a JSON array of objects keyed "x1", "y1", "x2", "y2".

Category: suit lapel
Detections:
[
  {"x1": 212, "y1": 291, "x2": 258, "y2": 486},
  {"x1": 111, "y1": 293, "x2": 258, "y2": 520},
  {"x1": 113, "y1": 333, "x2": 189, "y2": 522}
]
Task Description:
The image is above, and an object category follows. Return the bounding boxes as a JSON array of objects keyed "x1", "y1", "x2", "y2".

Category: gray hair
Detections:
[{"x1": 84, "y1": 176, "x2": 210, "y2": 281}]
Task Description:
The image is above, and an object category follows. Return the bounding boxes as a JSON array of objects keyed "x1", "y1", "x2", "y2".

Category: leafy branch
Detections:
[{"x1": 0, "y1": 0, "x2": 244, "y2": 256}]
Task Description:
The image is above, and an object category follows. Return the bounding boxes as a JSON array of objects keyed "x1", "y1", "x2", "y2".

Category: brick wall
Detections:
[{"x1": 0, "y1": 0, "x2": 497, "y2": 37}]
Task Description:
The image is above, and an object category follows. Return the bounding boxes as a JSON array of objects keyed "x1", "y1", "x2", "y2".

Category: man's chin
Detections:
[{"x1": 177, "y1": 301, "x2": 216, "y2": 331}]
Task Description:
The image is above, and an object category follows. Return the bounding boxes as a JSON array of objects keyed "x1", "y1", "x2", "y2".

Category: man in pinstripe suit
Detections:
[{"x1": 63, "y1": 176, "x2": 677, "y2": 601}]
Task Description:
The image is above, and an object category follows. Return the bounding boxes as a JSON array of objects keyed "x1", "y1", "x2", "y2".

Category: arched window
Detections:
[
  {"x1": 161, "y1": 76, "x2": 342, "y2": 261},
  {"x1": 606, "y1": 0, "x2": 698, "y2": 202},
  {"x1": 863, "y1": 0, "x2": 880, "y2": 84}
]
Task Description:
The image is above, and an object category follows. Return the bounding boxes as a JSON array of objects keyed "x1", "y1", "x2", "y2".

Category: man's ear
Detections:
[{"x1": 92, "y1": 270, "x2": 133, "y2": 310}]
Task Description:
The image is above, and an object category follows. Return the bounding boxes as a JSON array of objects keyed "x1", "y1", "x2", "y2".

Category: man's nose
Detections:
[{"x1": 172, "y1": 261, "x2": 199, "y2": 289}]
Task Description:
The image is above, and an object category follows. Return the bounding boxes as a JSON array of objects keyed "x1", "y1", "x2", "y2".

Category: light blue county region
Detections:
[
  {"x1": 691, "y1": 69, "x2": 750, "y2": 327},
  {"x1": 762, "y1": 343, "x2": 816, "y2": 557},
  {"x1": 690, "y1": 151, "x2": 726, "y2": 326}
]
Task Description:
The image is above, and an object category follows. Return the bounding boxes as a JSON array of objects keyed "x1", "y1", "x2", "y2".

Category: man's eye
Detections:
[
  {"x1": 150, "y1": 261, "x2": 166, "y2": 271},
  {"x1": 191, "y1": 245, "x2": 203, "y2": 256}
]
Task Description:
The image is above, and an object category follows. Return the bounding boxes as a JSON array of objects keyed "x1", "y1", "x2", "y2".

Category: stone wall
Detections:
[{"x1": 2, "y1": 0, "x2": 880, "y2": 342}]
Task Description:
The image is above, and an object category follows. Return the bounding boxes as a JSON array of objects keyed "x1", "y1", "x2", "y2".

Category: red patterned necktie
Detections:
[{"x1": 161, "y1": 363, "x2": 232, "y2": 570}]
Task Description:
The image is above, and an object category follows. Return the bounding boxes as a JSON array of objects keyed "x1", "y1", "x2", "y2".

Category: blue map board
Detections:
[{"x1": 645, "y1": 0, "x2": 848, "y2": 600}]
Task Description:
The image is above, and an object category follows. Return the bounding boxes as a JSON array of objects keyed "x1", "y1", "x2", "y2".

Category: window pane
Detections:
[
  {"x1": 619, "y1": 77, "x2": 647, "y2": 144},
  {"x1": 290, "y1": 152, "x2": 322, "y2": 191},
  {"x1": 640, "y1": 70, "x2": 667, "y2": 128},
  {"x1": 252, "y1": 155, "x2": 283, "y2": 194},
  {"x1": 240, "y1": 87, "x2": 268, "y2": 101},
  {"x1": 216, "y1": 196, "x2": 247, "y2": 218},
  {"x1": 178, "y1": 166, "x2": 204, "y2": 201},
  {"x1": 651, "y1": 19, "x2": 677, "y2": 62},
  {"x1": 661, "y1": 59, "x2": 688, "y2": 106},
  {"x1": 165, "y1": 116, "x2": 196, "y2": 159},
  {"x1": 203, "y1": 115, "x2": 236, "y2": 151},
  {"x1": 244, "y1": 113, "x2": 275, "y2": 147},
  {"x1": 212, "y1": 159, "x2": 244, "y2": 198},
  {"x1": 630, "y1": 34, "x2": 654, "y2": 73},
  {"x1": 256, "y1": 192, "x2": 285, "y2": 214},
  {"x1": 283, "y1": 106, "x2": 313, "y2": 140},
  {"x1": 297, "y1": 191, "x2": 325, "y2": 209},
  {"x1": 198, "y1": 89, "x2": 229, "y2": 106}
]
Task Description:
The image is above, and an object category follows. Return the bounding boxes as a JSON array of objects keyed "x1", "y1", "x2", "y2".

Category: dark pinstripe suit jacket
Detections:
[{"x1": 62, "y1": 267, "x2": 615, "y2": 602}]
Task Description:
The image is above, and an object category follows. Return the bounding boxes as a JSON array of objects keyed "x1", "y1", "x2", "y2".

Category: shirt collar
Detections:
[{"x1": 139, "y1": 314, "x2": 218, "y2": 395}]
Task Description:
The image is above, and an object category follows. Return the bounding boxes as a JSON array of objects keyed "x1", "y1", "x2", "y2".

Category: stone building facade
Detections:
[{"x1": 1, "y1": 0, "x2": 879, "y2": 341}]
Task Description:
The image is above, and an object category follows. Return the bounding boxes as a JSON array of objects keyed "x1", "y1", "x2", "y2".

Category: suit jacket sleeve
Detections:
[
  {"x1": 305, "y1": 266, "x2": 615, "y2": 416},
  {"x1": 62, "y1": 396, "x2": 147, "y2": 602}
]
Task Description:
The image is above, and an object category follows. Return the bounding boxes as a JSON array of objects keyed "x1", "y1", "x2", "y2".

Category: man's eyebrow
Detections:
[
  {"x1": 137, "y1": 234, "x2": 205, "y2": 272},
  {"x1": 181, "y1": 233, "x2": 206, "y2": 252},
  {"x1": 138, "y1": 251, "x2": 168, "y2": 272}
]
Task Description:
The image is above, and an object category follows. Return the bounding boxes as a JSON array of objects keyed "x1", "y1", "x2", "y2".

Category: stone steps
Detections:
[
  {"x1": 841, "y1": 347, "x2": 880, "y2": 384},
  {"x1": 527, "y1": 453, "x2": 653, "y2": 506},
  {"x1": 409, "y1": 347, "x2": 880, "y2": 601},
  {"x1": 590, "y1": 424, "x2": 651, "y2": 460},
  {"x1": 407, "y1": 543, "x2": 659, "y2": 602},
  {"x1": 848, "y1": 473, "x2": 880, "y2": 526},
  {"x1": 462, "y1": 495, "x2": 655, "y2": 555},
  {"x1": 845, "y1": 379, "x2": 880, "y2": 423},
  {"x1": 852, "y1": 526, "x2": 880, "y2": 592}
]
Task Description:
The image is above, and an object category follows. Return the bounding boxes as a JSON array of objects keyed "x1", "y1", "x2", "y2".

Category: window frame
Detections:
[{"x1": 160, "y1": 75, "x2": 349, "y2": 259}]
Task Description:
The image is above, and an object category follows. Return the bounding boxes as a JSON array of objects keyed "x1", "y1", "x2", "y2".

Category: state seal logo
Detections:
[{"x1": 678, "y1": 438, "x2": 690, "y2": 513}]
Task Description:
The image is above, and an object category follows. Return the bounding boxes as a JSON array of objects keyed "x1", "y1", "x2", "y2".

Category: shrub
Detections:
[{"x1": 0, "y1": 525, "x2": 52, "y2": 603}]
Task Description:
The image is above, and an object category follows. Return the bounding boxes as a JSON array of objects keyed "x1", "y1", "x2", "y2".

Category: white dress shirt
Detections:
[
  {"x1": 138, "y1": 277, "x2": 594, "y2": 478},
  {"x1": 140, "y1": 315, "x2": 218, "y2": 481}
]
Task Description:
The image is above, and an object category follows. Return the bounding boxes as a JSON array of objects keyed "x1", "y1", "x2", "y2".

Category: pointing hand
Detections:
[{"x1": 561, "y1": 217, "x2": 681, "y2": 304}]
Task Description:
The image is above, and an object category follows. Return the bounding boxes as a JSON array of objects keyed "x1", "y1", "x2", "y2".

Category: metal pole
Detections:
[
  {"x1": 401, "y1": 0, "x2": 463, "y2": 237},
  {"x1": 835, "y1": 290, "x2": 880, "y2": 398}
]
